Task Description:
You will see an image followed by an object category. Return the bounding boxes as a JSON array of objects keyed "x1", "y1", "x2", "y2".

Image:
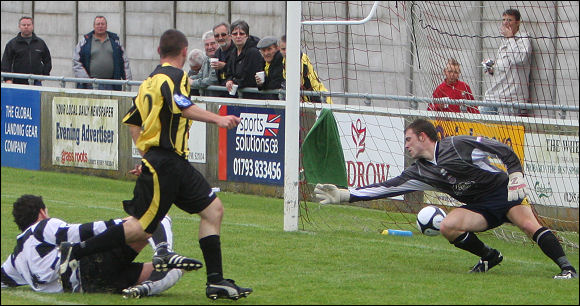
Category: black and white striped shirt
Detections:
[
  {"x1": 1, "y1": 217, "x2": 122, "y2": 292},
  {"x1": 350, "y1": 135, "x2": 523, "y2": 204}
]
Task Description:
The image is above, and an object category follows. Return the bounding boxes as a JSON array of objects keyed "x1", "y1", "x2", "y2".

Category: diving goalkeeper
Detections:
[{"x1": 314, "y1": 118, "x2": 576, "y2": 279}]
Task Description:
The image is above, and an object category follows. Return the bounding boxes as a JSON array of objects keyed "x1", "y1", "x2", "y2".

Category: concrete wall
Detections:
[
  {"x1": 409, "y1": 1, "x2": 579, "y2": 119},
  {"x1": 1, "y1": 1, "x2": 286, "y2": 87},
  {"x1": 298, "y1": 1, "x2": 578, "y2": 119},
  {"x1": 1, "y1": 1, "x2": 578, "y2": 119}
]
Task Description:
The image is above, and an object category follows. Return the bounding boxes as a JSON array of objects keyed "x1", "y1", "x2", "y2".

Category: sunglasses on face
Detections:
[
  {"x1": 232, "y1": 32, "x2": 246, "y2": 37},
  {"x1": 214, "y1": 32, "x2": 228, "y2": 38}
]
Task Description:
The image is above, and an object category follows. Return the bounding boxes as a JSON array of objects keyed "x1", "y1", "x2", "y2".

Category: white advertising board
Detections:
[
  {"x1": 333, "y1": 112, "x2": 406, "y2": 199},
  {"x1": 52, "y1": 97, "x2": 118, "y2": 170},
  {"x1": 524, "y1": 133, "x2": 579, "y2": 208}
]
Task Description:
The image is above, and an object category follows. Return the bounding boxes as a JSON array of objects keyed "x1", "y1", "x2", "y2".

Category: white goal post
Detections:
[
  {"x1": 283, "y1": 1, "x2": 302, "y2": 231},
  {"x1": 283, "y1": 1, "x2": 381, "y2": 231}
]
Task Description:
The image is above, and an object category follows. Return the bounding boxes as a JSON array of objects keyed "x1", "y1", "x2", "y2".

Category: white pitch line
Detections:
[
  {"x1": 2, "y1": 290, "x2": 86, "y2": 305},
  {"x1": 2, "y1": 191, "x2": 269, "y2": 230}
]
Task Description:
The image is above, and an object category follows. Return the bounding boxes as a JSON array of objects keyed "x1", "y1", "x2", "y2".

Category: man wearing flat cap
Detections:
[{"x1": 255, "y1": 36, "x2": 284, "y2": 100}]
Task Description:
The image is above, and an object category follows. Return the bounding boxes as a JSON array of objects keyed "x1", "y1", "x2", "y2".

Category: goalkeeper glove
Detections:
[
  {"x1": 507, "y1": 172, "x2": 529, "y2": 201},
  {"x1": 314, "y1": 184, "x2": 351, "y2": 204}
]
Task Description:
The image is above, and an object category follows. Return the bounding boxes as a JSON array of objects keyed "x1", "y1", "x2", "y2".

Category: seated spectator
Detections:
[
  {"x1": 429, "y1": 58, "x2": 479, "y2": 113},
  {"x1": 279, "y1": 35, "x2": 332, "y2": 103},
  {"x1": 255, "y1": 36, "x2": 284, "y2": 100},
  {"x1": 224, "y1": 20, "x2": 264, "y2": 99},
  {"x1": 191, "y1": 31, "x2": 219, "y2": 96},
  {"x1": 187, "y1": 49, "x2": 205, "y2": 97}
]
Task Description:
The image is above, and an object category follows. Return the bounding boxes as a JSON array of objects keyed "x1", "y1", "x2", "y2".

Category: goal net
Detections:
[{"x1": 296, "y1": 1, "x2": 579, "y2": 249}]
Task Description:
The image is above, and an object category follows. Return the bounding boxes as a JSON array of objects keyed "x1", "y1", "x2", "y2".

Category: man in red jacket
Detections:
[{"x1": 429, "y1": 58, "x2": 479, "y2": 114}]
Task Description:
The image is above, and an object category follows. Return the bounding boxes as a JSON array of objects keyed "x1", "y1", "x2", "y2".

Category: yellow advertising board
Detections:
[
  {"x1": 425, "y1": 120, "x2": 525, "y2": 206},
  {"x1": 430, "y1": 119, "x2": 525, "y2": 161}
]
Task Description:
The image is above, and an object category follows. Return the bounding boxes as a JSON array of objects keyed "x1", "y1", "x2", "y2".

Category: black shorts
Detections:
[
  {"x1": 79, "y1": 245, "x2": 143, "y2": 293},
  {"x1": 461, "y1": 184, "x2": 522, "y2": 230},
  {"x1": 123, "y1": 147, "x2": 217, "y2": 233}
]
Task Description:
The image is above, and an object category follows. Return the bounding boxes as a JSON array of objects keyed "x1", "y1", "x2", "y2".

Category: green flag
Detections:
[{"x1": 301, "y1": 109, "x2": 348, "y2": 188}]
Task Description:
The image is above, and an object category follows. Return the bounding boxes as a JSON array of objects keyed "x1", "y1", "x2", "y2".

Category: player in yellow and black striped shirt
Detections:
[
  {"x1": 58, "y1": 29, "x2": 253, "y2": 300},
  {"x1": 123, "y1": 61, "x2": 193, "y2": 157}
]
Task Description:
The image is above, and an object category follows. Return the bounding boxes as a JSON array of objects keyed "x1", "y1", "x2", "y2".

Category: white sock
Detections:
[
  {"x1": 144, "y1": 269, "x2": 183, "y2": 296},
  {"x1": 147, "y1": 215, "x2": 174, "y2": 252}
]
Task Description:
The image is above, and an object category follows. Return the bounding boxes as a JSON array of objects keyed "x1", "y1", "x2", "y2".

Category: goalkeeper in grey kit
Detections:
[{"x1": 315, "y1": 118, "x2": 577, "y2": 279}]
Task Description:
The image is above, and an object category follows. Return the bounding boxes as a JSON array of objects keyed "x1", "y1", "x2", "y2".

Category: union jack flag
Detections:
[{"x1": 263, "y1": 114, "x2": 281, "y2": 137}]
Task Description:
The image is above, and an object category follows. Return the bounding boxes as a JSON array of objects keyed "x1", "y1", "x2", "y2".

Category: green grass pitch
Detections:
[{"x1": 1, "y1": 167, "x2": 578, "y2": 304}]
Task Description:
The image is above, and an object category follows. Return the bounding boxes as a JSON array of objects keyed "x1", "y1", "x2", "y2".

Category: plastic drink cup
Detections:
[
  {"x1": 229, "y1": 84, "x2": 238, "y2": 95},
  {"x1": 256, "y1": 71, "x2": 265, "y2": 83}
]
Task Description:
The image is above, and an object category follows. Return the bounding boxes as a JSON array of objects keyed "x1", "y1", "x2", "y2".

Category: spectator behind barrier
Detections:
[
  {"x1": 482, "y1": 8, "x2": 532, "y2": 116},
  {"x1": 73, "y1": 16, "x2": 132, "y2": 91},
  {"x1": 190, "y1": 31, "x2": 219, "y2": 96},
  {"x1": 1, "y1": 16, "x2": 52, "y2": 86},
  {"x1": 255, "y1": 36, "x2": 284, "y2": 100},
  {"x1": 224, "y1": 20, "x2": 264, "y2": 99},
  {"x1": 279, "y1": 35, "x2": 332, "y2": 103},
  {"x1": 429, "y1": 58, "x2": 479, "y2": 114}
]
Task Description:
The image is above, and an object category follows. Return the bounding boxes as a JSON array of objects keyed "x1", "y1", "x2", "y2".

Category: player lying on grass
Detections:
[
  {"x1": 314, "y1": 118, "x2": 577, "y2": 279},
  {"x1": 1, "y1": 194, "x2": 184, "y2": 297}
]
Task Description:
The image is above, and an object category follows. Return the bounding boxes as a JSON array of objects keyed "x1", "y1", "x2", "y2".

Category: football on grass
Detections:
[{"x1": 416, "y1": 206, "x2": 446, "y2": 236}]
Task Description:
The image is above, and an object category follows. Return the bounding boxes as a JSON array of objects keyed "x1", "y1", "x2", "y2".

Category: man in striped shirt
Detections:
[
  {"x1": 1, "y1": 195, "x2": 183, "y2": 297},
  {"x1": 314, "y1": 118, "x2": 577, "y2": 279}
]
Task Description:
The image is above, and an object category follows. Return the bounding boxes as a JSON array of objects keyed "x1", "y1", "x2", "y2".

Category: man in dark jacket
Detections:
[
  {"x1": 224, "y1": 20, "x2": 264, "y2": 99},
  {"x1": 211, "y1": 22, "x2": 235, "y2": 96},
  {"x1": 255, "y1": 36, "x2": 284, "y2": 100},
  {"x1": 1, "y1": 16, "x2": 52, "y2": 86},
  {"x1": 73, "y1": 16, "x2": 132, "y2": 91}
]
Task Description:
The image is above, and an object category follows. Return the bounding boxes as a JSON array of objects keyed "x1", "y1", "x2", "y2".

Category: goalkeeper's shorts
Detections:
[{"x1": 460, "y1": 186, "x2": 522, "y2": 230}]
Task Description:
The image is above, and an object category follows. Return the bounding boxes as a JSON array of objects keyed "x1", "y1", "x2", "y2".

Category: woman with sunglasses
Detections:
[{"x1": 224, "y1": 20, "x2": 265, "y2": 99}]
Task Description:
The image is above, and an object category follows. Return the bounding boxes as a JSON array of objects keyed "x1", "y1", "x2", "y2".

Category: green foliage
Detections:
[{"x1": 1, "y1": 167, "x2": 578, "y2": 305}]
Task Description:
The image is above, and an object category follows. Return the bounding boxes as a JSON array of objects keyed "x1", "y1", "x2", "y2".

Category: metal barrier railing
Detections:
[
  {"x1": 2, "y1": 72, "x2": 578, "y2": 117},
  {"x1": 1, "y1": 72, "x2": 142, "y2": 90}
]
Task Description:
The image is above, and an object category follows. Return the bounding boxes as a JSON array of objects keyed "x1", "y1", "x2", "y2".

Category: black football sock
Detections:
[
  {"x1": 148, "y1": 270, "x2": 168, "y2": 282},
  {"x1": 451, "y1": 232, "x2": 493, "y2": 258},
  {"x1": 150, "y1": 222, "x2": 169, "y2": 254},
  {"x1": 72, "y1": 223, "x2": 126, "y2": 258},
  {"x1": 533, "y1": 227, "x2": 575, "y2": 272},
  {"x1": 199, "y1": 235, "x2": 223, "y2": 284},
  {"x1": 151, "y1": 224, "x2": 168, "y2": 247}
]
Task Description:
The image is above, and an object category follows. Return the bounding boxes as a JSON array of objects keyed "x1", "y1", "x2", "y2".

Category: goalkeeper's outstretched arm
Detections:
[
  {"x1": 313, "y1": 170, "x2": 435, "y2": 205},
  {"x1": 313, "y1": 184, "x2": 351, "y2": 204}
]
